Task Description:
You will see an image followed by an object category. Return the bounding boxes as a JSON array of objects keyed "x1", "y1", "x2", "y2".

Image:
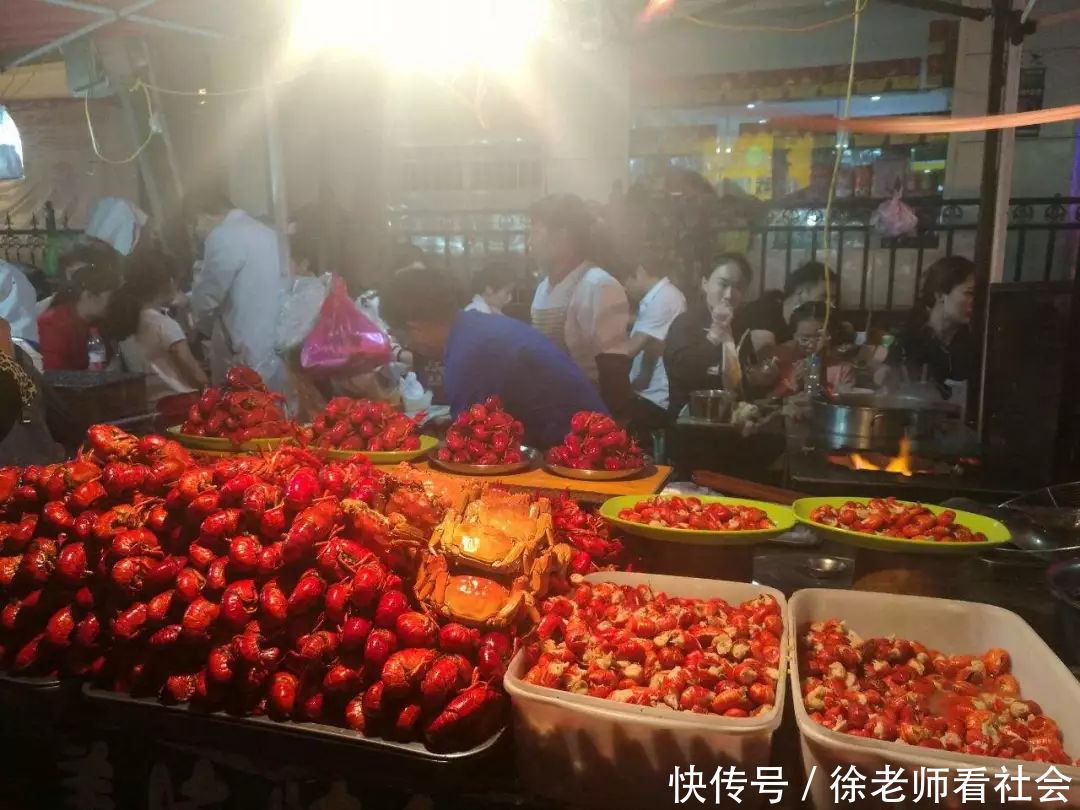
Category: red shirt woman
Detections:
[{"x1": 37, "y1": 263, "x2": 119, "y2": 370}]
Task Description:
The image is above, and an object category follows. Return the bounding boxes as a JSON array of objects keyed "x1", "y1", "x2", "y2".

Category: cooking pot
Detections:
[
  {"x1": 688, "y1": 389, "x2": 735, "y2": 423},
  {"x1": 809, "y1": 392, "x2": 960, "y2": 447}
]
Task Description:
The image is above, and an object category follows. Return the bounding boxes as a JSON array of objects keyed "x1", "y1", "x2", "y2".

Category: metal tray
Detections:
[
  {"x1": 545, "y1": 458, "x2": 654, "y2": 481},
  {"x1": 82, "y1": 684, "x2": 505, "y2": 762},
  {"x1": 428, "y1": 445, "x2": 539, "y2": 475},
  {"x1": 0, "y1": 673, "x2": 62, "y2": 689}
]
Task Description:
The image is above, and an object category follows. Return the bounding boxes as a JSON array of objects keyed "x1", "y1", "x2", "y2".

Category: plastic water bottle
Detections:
[
  {"x1": 805, "y1": 353, "x2": 824, "y2": 399},
  {"x1": 87, "y1": 328, "x2": 106, "y2": 371}
]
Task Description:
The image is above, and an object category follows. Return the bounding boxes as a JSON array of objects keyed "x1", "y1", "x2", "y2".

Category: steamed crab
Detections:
[
  {"x1": 429, "y1": 488, "x2": 554, "y2": 575},
  {"x1": 413, "y1": 544, "x2": 571, "y2": 628},
  {"x1": 414, "y1": 489, "x2": 571, "y2": 628},
  {"x1": 340, "y1": 498, "x2": 429, "y2": 573},
  {"x1": 384, "y1": 465, "x2": 480, "y2": 534}
]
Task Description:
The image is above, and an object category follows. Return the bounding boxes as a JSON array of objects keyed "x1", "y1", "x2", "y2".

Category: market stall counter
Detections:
[
  {"x1": 0, "y1": 372, "x2": 1075, "y2": 810},
  {"x1": 43, "y1": 369, "x2": 153, "y2": 437}
]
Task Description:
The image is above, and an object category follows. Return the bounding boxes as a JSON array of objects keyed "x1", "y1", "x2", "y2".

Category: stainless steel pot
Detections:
[
  {"x1": 809, "y1": 392, "x2": 960, "y2": 447},
  {"x1": 689, "y1": 389, "x2": 735, "y2": 423}
]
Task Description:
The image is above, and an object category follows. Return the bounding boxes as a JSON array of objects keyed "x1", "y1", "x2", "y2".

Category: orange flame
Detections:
[{"x1": 848, "y1": 437, "x2": 913, "y2": 477}]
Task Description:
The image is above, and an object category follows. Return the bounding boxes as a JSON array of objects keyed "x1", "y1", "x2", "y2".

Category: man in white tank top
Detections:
[{"x1": 529, "y1": 194, "x2": 630, "y2": 415}]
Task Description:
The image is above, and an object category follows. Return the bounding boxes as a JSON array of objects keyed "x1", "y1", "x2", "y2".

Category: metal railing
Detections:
[
  {"x1": 390, "y1": 196, "x2": 1080, "y2": 317},
  {"x1": 752, "y1": 195, "x2": 1080, "y2": 315},
  {"x1": 1, "y1": 202, "x2": 83, "y2": 271}
]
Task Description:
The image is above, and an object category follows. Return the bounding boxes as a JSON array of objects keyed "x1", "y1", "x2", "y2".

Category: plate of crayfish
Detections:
[
  {"x1": 323, "y1": 434, "x2": 439, "y2": 464},
  {"x1": 166, "y1": 426, "x2": 294, "y2": 453},
  {"x1": 599, "y1": 495, "x2": 796, "y2": 545},
  {"x1": 792, "y1": 496, "x2": 1012, "y2": 554}
]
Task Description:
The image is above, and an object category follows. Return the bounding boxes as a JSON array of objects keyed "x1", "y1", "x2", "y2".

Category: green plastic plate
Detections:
[
  {"x1": 791, "y1": 496, "x2": 1013, "y2": 555},
  {"x1": 166, "y1": 426, "x2": 288, "y2": 454},
  {"x1": 599, "y1": 494, "x2": 796, "y2": 546},
  {"x1": 322, "y1": 434, "x2": 438, "y2": 464}
]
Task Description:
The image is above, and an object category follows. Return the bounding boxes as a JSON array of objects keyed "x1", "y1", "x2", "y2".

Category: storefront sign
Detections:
[{"x1": 633, "y1": 59, "x2": 924, "y2": 108}]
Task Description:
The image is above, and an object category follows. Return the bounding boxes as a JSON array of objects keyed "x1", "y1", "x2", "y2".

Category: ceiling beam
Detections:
[
  {"x1": 39, "y1": 0, "x2": 226, "y2": 40},
  {"x1": 3, "y1": 0, "x2": 161, "y2": 71},
  {"x1": 879, "y1": 0, "x2": 991, "y2": 21}
]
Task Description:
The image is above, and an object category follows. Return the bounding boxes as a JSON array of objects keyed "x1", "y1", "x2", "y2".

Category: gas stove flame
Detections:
[{"x1": 848, "y1": 437, "x2": 913, "y2": 477}]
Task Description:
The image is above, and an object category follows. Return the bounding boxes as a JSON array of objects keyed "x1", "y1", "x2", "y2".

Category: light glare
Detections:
[{"x1": 291, "y1": 0, "x2": 548, "y2": 74}]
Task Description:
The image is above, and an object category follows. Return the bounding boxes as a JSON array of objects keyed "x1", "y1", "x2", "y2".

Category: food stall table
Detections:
[
  {"x1": 43, "y1": 370, "x2": 154, "y2": 437},
  {"x1": 376, "y1": 461, "x2": 674, "y2": 503}
]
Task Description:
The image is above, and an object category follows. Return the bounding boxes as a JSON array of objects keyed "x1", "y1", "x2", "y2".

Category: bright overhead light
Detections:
[
  {"x1": 746, "y1": 103, "x2": 756, "y2": 109},
  {"x1": 871, "y1": 95, "x2": 881, "y2": 101},
  {"x1": 758, "y1": 119, "x2": 767, "y2": 125},
  {"x1": 724, "y1": 147, "x2": 732, "y2": 154},
  {"x1": 291, "y1": 0, "x2": 549, "y2": 74}
]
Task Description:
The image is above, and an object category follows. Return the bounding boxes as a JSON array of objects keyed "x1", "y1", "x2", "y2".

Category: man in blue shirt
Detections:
[{"x1": 380, "y1": 267, "x2": 608, "y2": 448}]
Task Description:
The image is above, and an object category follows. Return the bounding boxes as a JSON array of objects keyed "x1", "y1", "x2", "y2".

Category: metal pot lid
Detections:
[{"x1": 818, "y1": 392, "x2": 961, "y2": 413}]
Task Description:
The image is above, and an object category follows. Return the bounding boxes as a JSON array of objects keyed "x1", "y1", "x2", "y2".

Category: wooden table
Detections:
[{"x1": 376, "y1": 461, "x2": 674, "y2": 503}]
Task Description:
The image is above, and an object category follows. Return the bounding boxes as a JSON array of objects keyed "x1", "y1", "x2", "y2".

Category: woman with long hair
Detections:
[
  {"x1": 880, "y1": 255, "x2": 979, "y2": 393},
  {"x1": 37, "y1": 261, "x2": 120, "y2": 370},
  {"x1": 106, "y1": 251, "x2": 207, "y2": 407}
]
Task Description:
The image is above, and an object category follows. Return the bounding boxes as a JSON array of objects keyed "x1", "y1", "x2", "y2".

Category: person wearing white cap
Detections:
[{"x1": 84, "y1": 197, "x2": 149, "y2": 256}]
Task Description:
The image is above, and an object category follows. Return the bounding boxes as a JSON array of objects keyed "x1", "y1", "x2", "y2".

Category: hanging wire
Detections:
[
  {"x1": 132, "y1": 76, "x2": 302, "y2": 97},
  {"x1": 674, "y1": 3, "x2": 866, "y2": 34},
  {"x1": 820, "y1": 0, "x2": 868, "y2": 339},
  {"x1": 84, "y1": 82, "x2": 156, "y2": 165},
  {"x1": 0, "y1": 67, "x2": 39, "y2": 101}
]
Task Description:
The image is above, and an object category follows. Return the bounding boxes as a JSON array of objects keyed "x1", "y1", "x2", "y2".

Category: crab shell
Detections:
[
  {"x1": 385, "y1": 465, "x2": 481, "y2": 531},
  {"x1": 430, "y1": 488, "x2": 554, "y2": 576},
  {"x1": 340, "y1": 499, "x2": 427, "y2": 573},
  {"x1": 415, "y1": 556, "x2": 525, "y2": 628}
]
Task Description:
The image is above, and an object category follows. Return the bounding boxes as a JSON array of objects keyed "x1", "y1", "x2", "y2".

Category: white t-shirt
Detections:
[
  {"x1": 464, "y1": 294, "x2": 493, "y2": 314},
  {"x1": 629, "y1": 277, "x2": 686, "y2": 410},
  {"x1": 119, "y1": 308, "x2": 197, "y2": 405},
  {"x1": 531, "y1": 263, "x2": 629, "y2": 383}
]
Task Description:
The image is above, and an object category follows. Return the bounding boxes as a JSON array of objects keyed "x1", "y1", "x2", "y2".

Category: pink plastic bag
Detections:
[
  {"x1": 300, "y1": 276, "x2": 392, "y2": 377},
  {"x1": 871, "y1": 191, "x2": 919, "y2": 238}
]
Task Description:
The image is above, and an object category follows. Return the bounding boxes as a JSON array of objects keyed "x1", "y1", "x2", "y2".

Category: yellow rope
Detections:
[
  {"x1": 84, "y1": 82, "x2": 156, "y2": 165},
  {"x1": 675, "y1": 5, "x2": 862, "y2": 34}
]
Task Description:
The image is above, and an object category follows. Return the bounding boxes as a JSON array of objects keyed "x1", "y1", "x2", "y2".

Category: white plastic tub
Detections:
[
  {"x1": 504, "y1": 571, "x2": 790, "y2": 808},
  {"x1": 788, "y1": 588, "x2": 1080, "y2": 808}
]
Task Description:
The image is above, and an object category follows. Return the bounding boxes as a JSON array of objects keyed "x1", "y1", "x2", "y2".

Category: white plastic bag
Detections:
[
  {"x1": 871, "y1": 191, "x2": 918, "y2": 238},
  {"x1": 275, "y1": 273, "x2": 330, "y2": 353},
  {"x1": 399, "y1": 371, "x2": 432, "y2": 413}
]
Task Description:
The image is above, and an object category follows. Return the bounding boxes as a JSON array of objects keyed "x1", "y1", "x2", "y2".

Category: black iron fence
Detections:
[
  {"x1": 753, "y1": 195, "x2": 1080, "y2": 315},
  {"x1": 390, "y1": 195, "x2": 1080, "y2": 317},
  {"x1": 1, "y1": 202, "x2": 83, "y2": 271}
]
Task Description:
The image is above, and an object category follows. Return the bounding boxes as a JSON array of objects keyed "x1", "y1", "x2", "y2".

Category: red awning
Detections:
[{"x1": 0, "y1": 0, "x2": 245, "y2": 52}]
